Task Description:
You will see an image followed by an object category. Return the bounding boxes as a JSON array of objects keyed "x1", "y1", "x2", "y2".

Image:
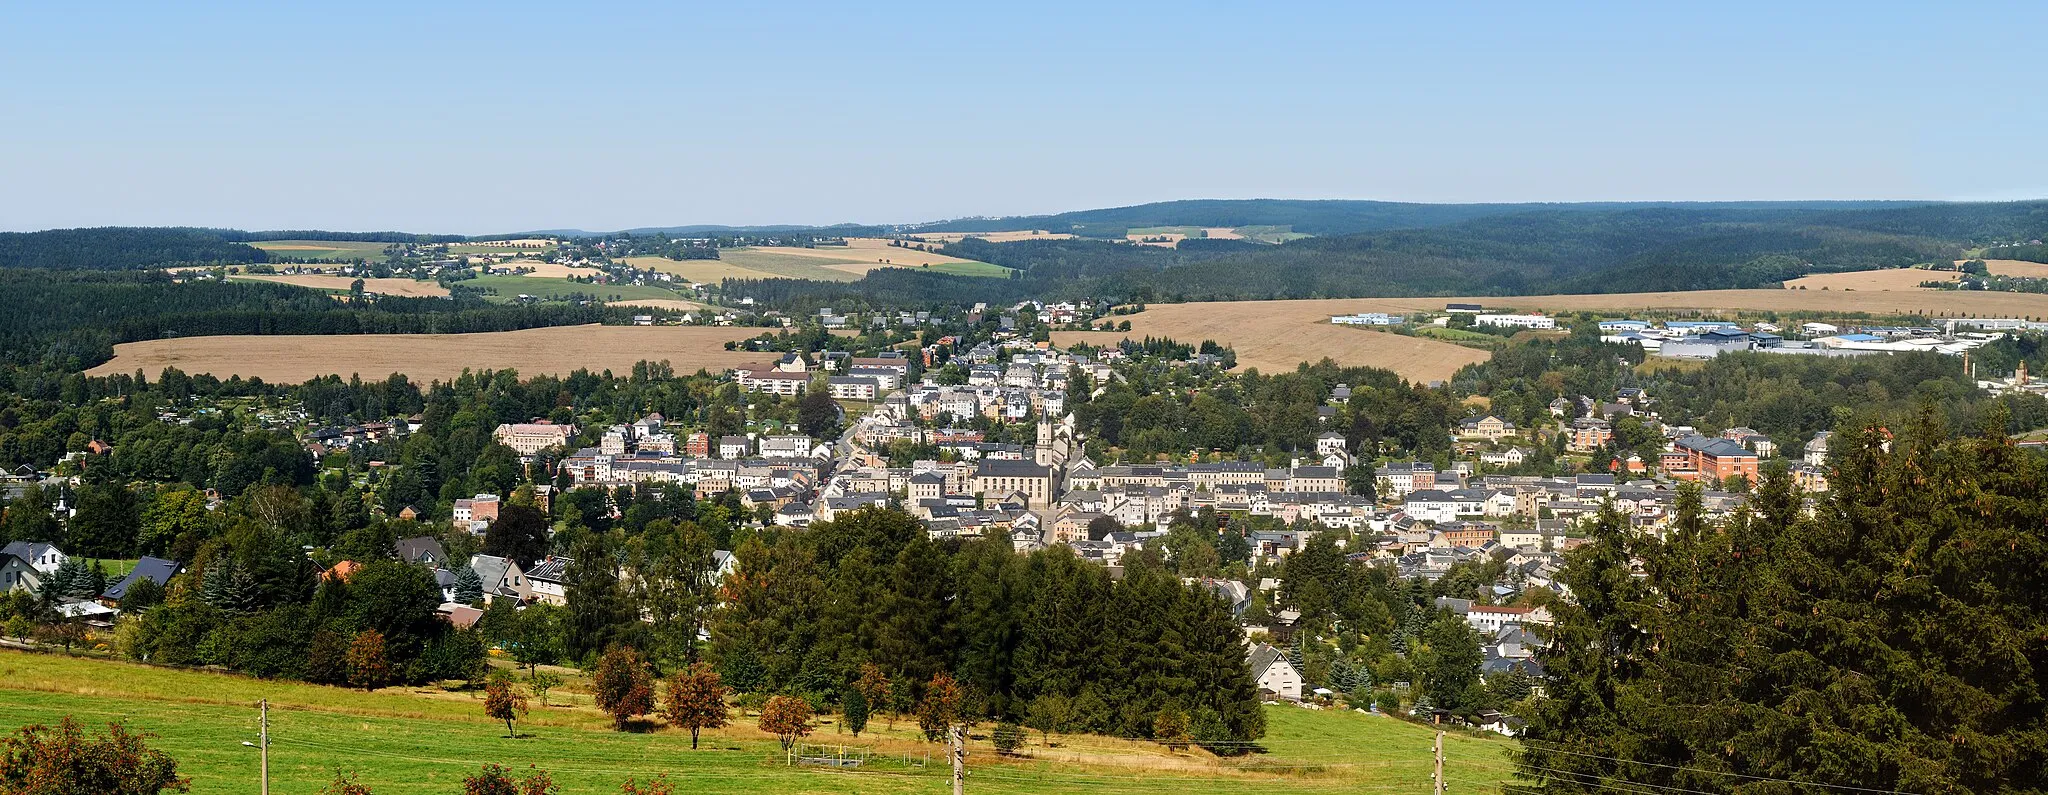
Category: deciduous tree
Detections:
[
  {"x1": 344, "y1": 629, "x2": 390, "y2": 691},
  {"x1": 591, "y1": 646, "x2": 653, "y2": 730},
  {"x1": 0, "y1": 717, "x2": 189, "y2": 794},
  {"x1": 757, "y1": 695, "x2": 814, "y2": 751},
  {"x1": 484, "y1": 673, "x2": 529, "y2": 737},
  {"x1": 659, "y1": 663, "x2": 728, "y2": 749}
]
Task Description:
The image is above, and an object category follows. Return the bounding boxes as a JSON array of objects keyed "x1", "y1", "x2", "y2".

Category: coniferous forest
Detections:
[{"x1": 1518, "y1": 410, "x2": 2048, "y2": 793}]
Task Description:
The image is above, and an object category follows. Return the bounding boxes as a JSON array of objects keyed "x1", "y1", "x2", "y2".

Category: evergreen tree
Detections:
[
  {"x1": 841, "y1": 687, "x2": 869, "y2": 738},
  {"x1": 563, "y1": 533, "x2": 635, "y2": 662},
  {"x1": 450, "y1": 565, "x2": 483, "y2": 605}
]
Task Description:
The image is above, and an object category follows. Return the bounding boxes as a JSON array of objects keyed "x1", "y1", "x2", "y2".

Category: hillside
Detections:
[
  {"x1": 0, "y1": 649, "x2": 1517, "y2": 794},
  {"x1": 730, "y1": 202, "x2": 2045, "y2": 310},
  {"x1": 907, "y1": 198, "x2": 1944, "y2": 238}
]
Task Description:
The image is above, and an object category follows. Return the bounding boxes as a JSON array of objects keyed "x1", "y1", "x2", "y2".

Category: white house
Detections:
[
  {"x1": 1247, "y1": 644, "x2": 1303, "y2": 701},
  {"x1": 1403, "y1": 490, "x2": 1461, "y2": 523}
]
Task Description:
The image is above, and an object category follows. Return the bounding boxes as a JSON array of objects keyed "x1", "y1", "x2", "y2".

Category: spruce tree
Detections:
[{"x1": 450, "y1": 565, "x2": 483, "y2": 605}]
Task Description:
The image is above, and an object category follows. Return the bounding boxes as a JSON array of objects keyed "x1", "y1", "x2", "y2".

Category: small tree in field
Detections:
[
  {"x1": 660, "y1": 663, "x2": 728, "y2": 749},
  {"x1": 591, "y1": 646, "x2": 654, "y2": 731},
  {"x1": 345, "y1": 629, "x2": 390, "y2": 691},
  {"x1": 0, "y1": 717, "x2": 189, "y2": 794},
  {"x1": 484, "y1": 673, "x2": 529, "y2": 737},
  {"x1": 462, "y1": 763, "x2": 558, "y2": 795},
  {"x1": 915, "y1": 673, "x2": 963, "y2": 742},
  {"x1": 527, "y1": 670, "x2": 562, "y2": 707},
  {"x1": 319, "y1": 770, "x2": 373, "y2": 795},
  {"x1": 992, "y1": 721, "x2": 1025, "y2": 756},
  {"x1": 1025, "y1": 693, "x2": 1074, "y2": 745},
  {"x1": 757, "y1": 695, "x2": 814, "y2": 751},
  {"x1": 841, "y1": 687, "x2": 869, "y2": 737}
]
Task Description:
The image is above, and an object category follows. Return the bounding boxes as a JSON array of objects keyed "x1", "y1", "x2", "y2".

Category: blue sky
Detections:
[{"x1": 3, "y1": 1, "x2": 2044, "y2": 234}]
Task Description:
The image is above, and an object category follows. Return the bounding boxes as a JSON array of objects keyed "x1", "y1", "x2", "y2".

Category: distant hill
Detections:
[
  {"x1": 0, "y1": 227, "x2": 270, "y2": 270},
  {"x1": 903, "y1": 198, "x2": 1945, "y2": 238},
  {"x1": 725, "y1": 201, "x2": 2048, "y2": 310}
]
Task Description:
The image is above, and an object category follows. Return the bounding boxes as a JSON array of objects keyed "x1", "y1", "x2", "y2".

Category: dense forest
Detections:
[
  {"x1": 0, "y1": 270, "x2": 639, "y2": 371},
  {"x1": 904, "y1": 198, "x2": 1941, "y2": 238},
  {"x1": 0, "y1": 228, "x2": 269, "y2": 270},
  {"x1": 723, "y1": 202, "x2": 2048, "y2": 309},
  {"x1": 0, "y1": 227, "x2": 477, "y2": 271},
  {"x1": 711, "y1": 507, "x2": 1268, "y2": 747},
  {"x1": 1520, "y1": 418, "x2": 2048, "y2": 793}
]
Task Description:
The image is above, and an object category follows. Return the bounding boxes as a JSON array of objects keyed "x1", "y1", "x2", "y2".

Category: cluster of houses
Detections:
[
  {"x1": 0, "y1": 541, "x2": 182, "y2": 623},
  {"x1": 732, "y1": 351, "x2": 914, "y2": 399}
]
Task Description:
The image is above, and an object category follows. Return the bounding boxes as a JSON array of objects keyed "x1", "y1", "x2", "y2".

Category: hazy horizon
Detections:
[{"x1": 5, "y1": 1, "x2": 2046, "y2": 234}]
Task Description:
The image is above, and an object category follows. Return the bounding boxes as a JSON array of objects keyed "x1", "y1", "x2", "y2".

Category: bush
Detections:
[{"x1": 992, "y1": 722, "x2": 1025, "y2": 756}]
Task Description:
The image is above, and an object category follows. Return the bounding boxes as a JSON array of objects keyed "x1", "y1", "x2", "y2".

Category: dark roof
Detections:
[
  {"x1": 395, "y1": 536, "x2": 447, "y2": 565},
  {"x1": 525, "y1": 557, "x2": 573, "y2": 583},
  {"x1": 0, "y1": 541, "x2": 58, "y2": 562},
  {"x1": 976, "y1": 459, "x2": 1051, "y2": 478},
  {"x1": 1247, "y1": 643, "x2": 1288, "y2": 675},
  {"x1": 103, "y1": 557, "x2": 181, "y2": 601},
  {"x1": 1675, "y1": 435, "x2": 1753, "y2": 458}
]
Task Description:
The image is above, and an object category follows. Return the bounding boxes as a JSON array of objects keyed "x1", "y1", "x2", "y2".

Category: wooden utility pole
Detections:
[
  {"x1": 1432, "y1": 730, "x2": 1445, "y2": 795},
  {"x1": 950, "y1": 723, "x2": 966, "y2": 795},
  {"x1": 259, "y1": 699, "x2": 270, "y2": 795}
]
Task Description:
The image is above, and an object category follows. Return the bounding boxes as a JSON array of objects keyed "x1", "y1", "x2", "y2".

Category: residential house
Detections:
[
  {"x1": 0, "y1": 542, "x2": 65, "y2": 575},
  {"x1": 396, "y1": 536, "x2": 450, "y2": 567},
  {"x1": 102, "y1": 557, "x2": 182, "y2": 604},
  {"x1": 1247, "y1": 643, "x2": 1304, "y2": 701},
  {"x1": 524, "y1": 557, "x2": 572, "y2": 606},
  {"x1": 467, "y1": 555, "x2": 532, "y2": 604}
]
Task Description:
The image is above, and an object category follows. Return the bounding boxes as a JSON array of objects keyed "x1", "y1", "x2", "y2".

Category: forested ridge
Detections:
[
  {"x1": 726, "y1": 202, "x2": 2048, "y2": 309},
  {"x1": 906, "y1": 198, "x2": 1941, "y2": 238},
  {"x1": 0, "y1": 227, "x2": 478, "y2": 271},
  {"x1": 0, "y1": 270, "x2": 631, "y2": 371}
]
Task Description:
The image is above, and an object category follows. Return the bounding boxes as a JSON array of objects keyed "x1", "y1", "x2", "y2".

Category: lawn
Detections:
[
  {"x1": 1128, "y1": 226, "x2": 1207, "y2": 238},
  {"x1": 247, "y1": 240, "x2": 391, "y2": 261},
  {"x1": 0, "y1": 649, "x2": 1519, "y2": 794},
  {"x1": 460, "y1": 275, "x2": 690, "y2": 303},
  {"x1": 898, "y1": 260, "x2": 1014, "y2": 278}
]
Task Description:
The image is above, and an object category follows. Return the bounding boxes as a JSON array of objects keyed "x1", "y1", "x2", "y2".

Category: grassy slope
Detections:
[
  {"x1": 247, "y1": 241, "x2": 391, "y2": 261},
  {"x1": 462, "y1": 274, "x2": 686, "y2": 303},
  {"x1": 0, "y1": 650, "x2": 1517, "y2": 794},
  {"x1": 897, "y1": 261, "x2": 1013, "y2": 278}
]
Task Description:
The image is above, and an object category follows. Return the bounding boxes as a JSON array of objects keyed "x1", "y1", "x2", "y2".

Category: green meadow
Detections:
[{"x1": 0, "y1": 649, "x2": 1519, "y2": 794}]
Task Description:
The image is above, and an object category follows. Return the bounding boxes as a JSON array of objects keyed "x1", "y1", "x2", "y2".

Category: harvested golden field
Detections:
[
  {"x1": 608, "y1": 298, "x2": 708, "y2": 312},
  {"x1": 1783, "y1": 268, "x2": 1957, "y2": 291},
  {"x1": 1980, "y1": 259, "x2": 2048, "y2": 278},
  {"x1": 901, "y1": 230, "x2": 1073, "y2": 243},
  {"x1": 502, "y1": 259, "x2": 603, "y2": 279},
  {"x1": 757, "y1": 237, "x2": 984, "y2": 268},
  {"x1": 1053, "y1": 287, "x2": 2048, "y2": 382},
  {"x1": 85, "y1": 325, "x2": 762, "y2": 383},
  {"x1": 229, "y1": 274, "x2": 450, "y2": 297},
  {"x1": 620, "y1": 256, "x2": 780, "y2": 284},
  {"x1": 1053, "y1": 304, "x2": 1493, "y2": 384}
]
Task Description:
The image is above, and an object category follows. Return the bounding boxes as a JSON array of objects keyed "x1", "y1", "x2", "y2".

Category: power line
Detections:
[{"x1": 1515, "y1": 739, "x2": 1920, "y2": 795}]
